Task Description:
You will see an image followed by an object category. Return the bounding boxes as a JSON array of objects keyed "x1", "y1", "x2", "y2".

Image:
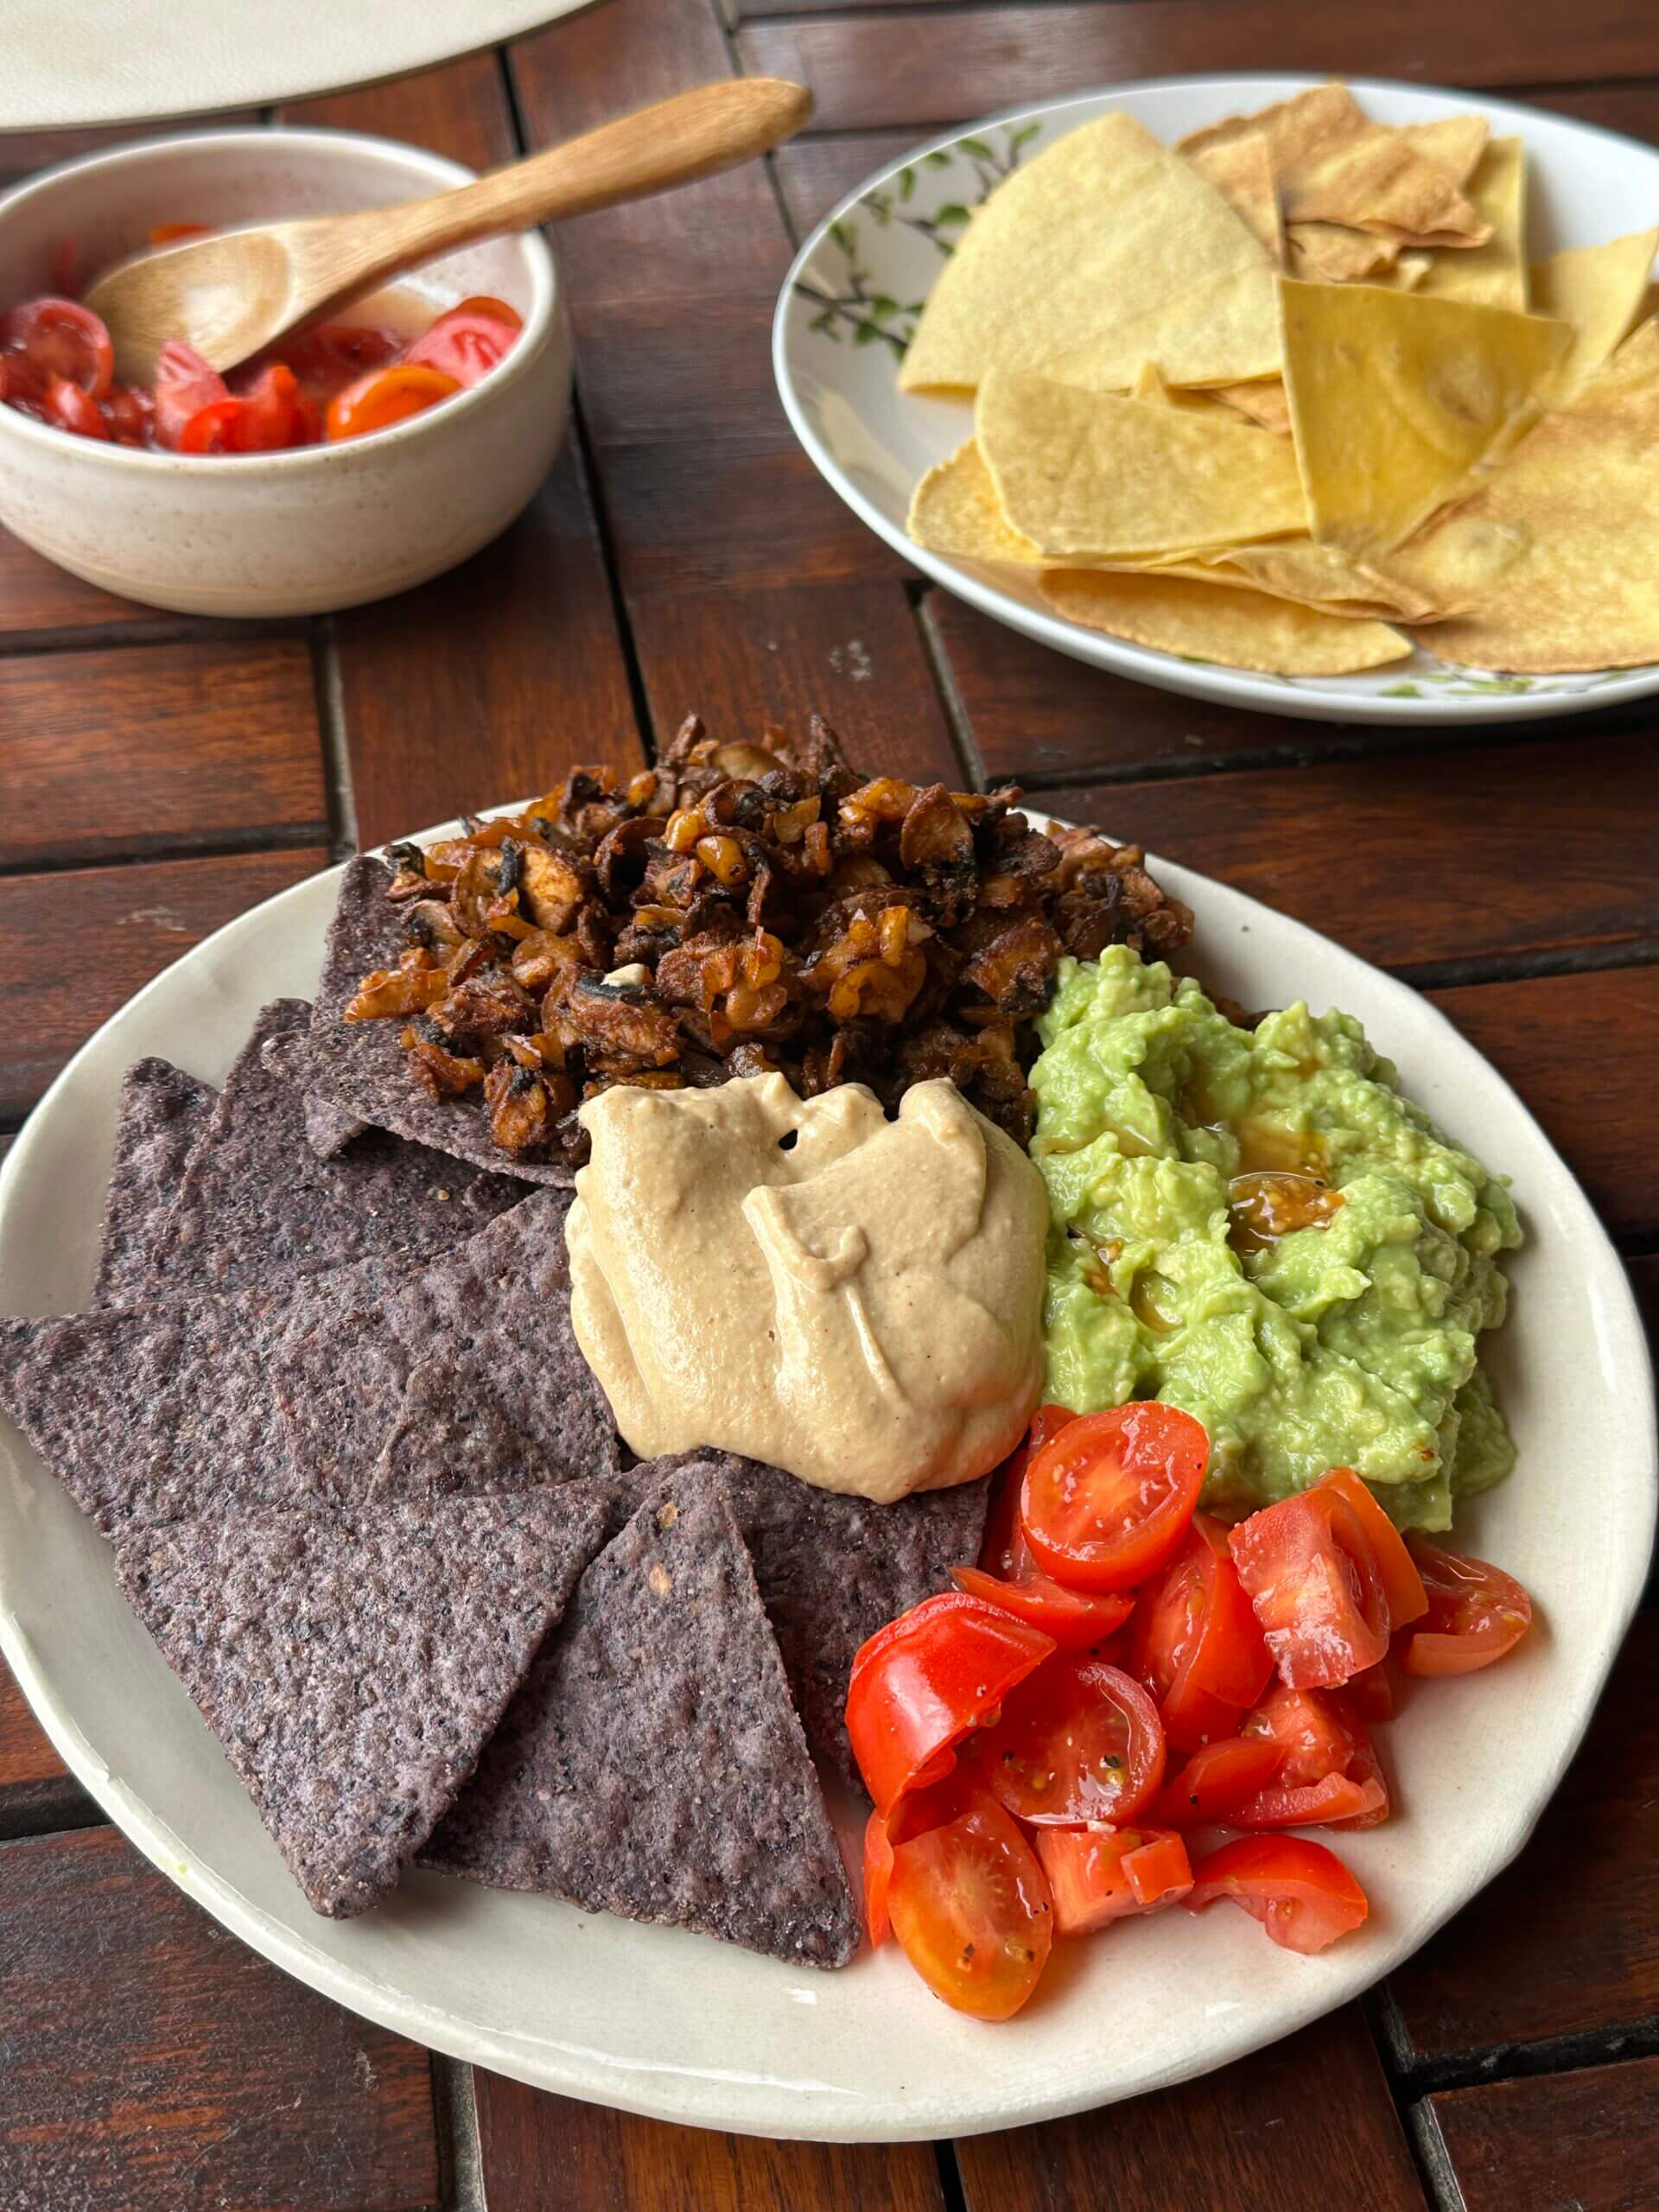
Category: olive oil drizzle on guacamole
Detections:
[{"x1": 1028, "y1": 948, "x2": 1521, "y2": 1533}]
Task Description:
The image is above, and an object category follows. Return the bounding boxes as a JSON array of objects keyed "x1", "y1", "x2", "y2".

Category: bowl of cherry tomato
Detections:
[{"x1": 0, "y1": 127, "x2": 569, "y2": 614}]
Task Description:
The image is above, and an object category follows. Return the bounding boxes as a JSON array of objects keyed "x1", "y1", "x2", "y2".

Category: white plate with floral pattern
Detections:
[
  {"x1": 773, "y1": 75, "x2": 1659, "y2": 725},
  {"x1": 0, "y1": 812, "x2": 1653, "y2": 2139}
]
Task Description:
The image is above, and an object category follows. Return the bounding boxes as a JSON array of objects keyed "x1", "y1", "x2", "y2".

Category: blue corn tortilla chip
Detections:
[
  {"x1": 299, "y1": 851, "x2": 397, "y2": 1158},
  {"x1": 117, "y1": 1486, "x2": 610, "y2": 1916},
  {"x1": 155, "y1": 1000, "x2": 524, "y2": 1297},
  {"x1": 264, "y1": 857, "x2": 569, "y2": 1185},
  {"x1": 422, "y1": 1473, "x2": 861, "y2": 1967},
  {"x1": 92, "y1": 1058, "x2": 217, "y2": 1311}
]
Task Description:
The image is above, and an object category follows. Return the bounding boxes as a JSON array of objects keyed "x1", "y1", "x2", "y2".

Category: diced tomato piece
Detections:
[
  {"x1": 325, "y1": 361, "x2": 461, "y2": 441},
  {"x1": 178, "y1": 397, "x2": 248, "y2": 454},
  {"x1": 1400, "y1": 1537, "x2": 1533, "y2": 1677},
  {"x1": 1349, "y1": 1658, "x2": 1397, "y2": 1725},
  {"x1": 1185, "y1": 1834, "x2": 1369, "y2": 1954},
  {"x1": 863, "y1": 1807, "x2": 894, "y2": 1947},
  {"x1": 1236, "y1": 1682, "x2": 1389, "y2": 1830},
  {"x1": 226, "y1": 362, "x2": 321, "y2": 451},
  {"x1": 1034, "y1": 1822, "x2": 1193, "y2": 1936},
  {"x1": 40, "y1": 376, "x2": 108, "y2": 438},
  {"x1": 450, "y1": 294, "x2": 524, "y2": 330},
  {"x1": 974, "y1": 1654, "x2": 1166, "y2": 1827},
  {"x1": 0, "y1": 296, "x2": 112, "y2": 397},
  {"x1": 1229, "y1": 1473, "x2": 1401, "y2": 1689},
  {"x1": 1153, "y1": 1735, "x2": 1285, "y2": 1827},
  {"x1": 845, "y1": 1592, "x2": 1054, "y2": 1815},
  {"x1": 1319, "y1": 1469, "x2": 1427, "y2": 1626},
  {"x1": 152, "y1": 340, "x2": 229, "y2": 449},
  {"x1": 887, "y1": 1788, "x2": 1054, "y2": 2019},
  {"x1": 276, "y1": 321, "x2": 404, "y2": 398},
  {"x1": 1021, "y1": 1402, "x2": 1208, "y2": 1592},
  {"x1": 950, "y1": 1565, "x2": 1132, "y2": 1650},
  {"x1": 401, "y1": 306, "x2": 521, "y2": 388},
  {"x1": 102, "y1": 384, "x2": 154, "y2": 443},
  {"x1": 1128, "y1": 1513, "x2": 1273, "y2": 1750}
]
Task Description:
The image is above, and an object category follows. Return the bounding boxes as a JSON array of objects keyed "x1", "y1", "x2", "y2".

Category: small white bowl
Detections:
[{"x1": 0, "y1": 128, "x2": 571, "y2": 616}]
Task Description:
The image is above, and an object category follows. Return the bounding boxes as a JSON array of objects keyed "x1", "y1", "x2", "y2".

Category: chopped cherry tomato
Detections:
[
  {"x1": 402, "y1": 306, "x2": 521, "y2": 388},
  {"x1": 1319, "y1": 1469, "x2": 1427, "y2": 1626},
  {"x1": 0, "y1": 297, "x2": 113, "y2": 397},
  {"x1": 1128, "y1": 1513, "x2": 1272, "y2": 1750},
  {"x1": 149, "y1": 221, "x2": 210, "y2": 245},
  {"x1": 229, "y1": 362, "x2": 321, "y2": 451},
  {"x1": 1400, "y1": 1536, "x2": 1533, "y2": 1677},
  {"x1": 41, "y1": 376, "x2": 108, "y2": 438},
  {"x1": 1020, "y1": 1402, "x2": 1208, "y2": 1593},
  {"x1": 102, "y1": 384, "x2": 154, "y2": 443},
  {"x1": 1349, "y1": 1658, "x2": 1397, "y2": 1726},
  {"x1": 276, "y1": 321, "x2": 404, "y2": 397},
  {"x1": 982, "y1": 1406, "x2": 1079, "y2": 1580},
  {"x1": 178, "y1": 397, "x2": 246, "y2": 453},
  {"x1": 325, "y1": 361, "x2": 461, "y2": 440},
  {"x1": 1184, "y1": 1834, "x2": 1369, "y2": 1955},
  {"x1": 1152, "y1": 1735, "x2": 1285, "y2": 1827},
  {"x1": 966, "y1": 1408, "x2": 1134, "y2": 1647},
  {"x1": 1236, "y1": 1682, "x2": 1389, "y2": 1829},
  {"x1": 975, "y1": 1655, "x2": 1166, "y2": 1826},
  {"x1": 864, "y1": 1806, "x2": 895, "y2": 1947},
  {"x1": 450, "y1": 294, "x2": 523, "y2": 330},
  {"x1": 1229, "y1": 1471, "x2": 1402, "y2": 1689},
  {"x1": 152, "y1": 340, "x2": 229, "y2": 449},
  {"x1": 845, "y1": 1592, "x2": 1054, "y2": 1815},
  {"x1": 1035, "y1": 1822, "x2": 1193, "y2": 1935},
  {"x1": 886, "y1": 1786, "x2": 1053, "y2": 2019}
]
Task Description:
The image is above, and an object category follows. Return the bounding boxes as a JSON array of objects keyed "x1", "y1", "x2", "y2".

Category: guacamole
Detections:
[{"x1": 1029, "y1": 948, "x2": 1521, "y2": 1532}]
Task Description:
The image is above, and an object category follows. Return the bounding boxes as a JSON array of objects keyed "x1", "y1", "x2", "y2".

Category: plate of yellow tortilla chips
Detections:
[{"x1": 773, "y1": 76, "x2": 1659, "y2": 722}]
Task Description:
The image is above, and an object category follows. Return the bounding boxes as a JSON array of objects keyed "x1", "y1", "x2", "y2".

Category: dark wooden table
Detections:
[{"x1": 3, "y1": 3, "x2": 1656, "y2": 2206}]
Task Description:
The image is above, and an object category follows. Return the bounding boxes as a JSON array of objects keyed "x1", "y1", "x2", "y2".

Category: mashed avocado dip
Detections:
[{"x1": 1030, "y1": 947, "x2": 1521, "y2": 1533}]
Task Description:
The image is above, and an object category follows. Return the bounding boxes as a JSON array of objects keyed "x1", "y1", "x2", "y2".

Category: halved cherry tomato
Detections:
[
  {"x1": 845, "y1": 1592, "x2": 1054, "y2": 1815},
  {"x1": 1183, "y1": 1834, "x2": 1369, "y2": 1955},
  {"x1": 1128, "y1": 1513, "x2": 1273, "y2": 1750},
  {"x1": 275, "y1": 321, "x2": 404, "y2": 398},
  {"x1": 402, "y1": 306, "x2": 521, "y2": 388},
  {"x1": 1236, "y1": 1682, "x2": 1389, "y2": 1829},
  {"x1": 1319, "y1": 1469, "x2": 1427, "y2": 1626},
  {"x1": 1400, "y1": 1536, "x2": 1533, "y2": 1677},
  {"x1": 450, "y1": 294, "x2": 523, "y2": 330},
  {"x1": 229, "y1": 362, "x2": 321, "y2": 451},
  {"x1": 40, "y1": 376, "x2": 108, "y2": 438},
  {"x1": 152, "y1": 340, "x2": 229, "y2": 449},
  {"x1": 974, "y1": 1655, "x2": 1166, "y2": 1826},
  {"x1": 1020, "y1": 1402, "x2": 1208, "y2": 1593},
  {"x1": 1035, "y1": 1822, "x2": 1193, "y2": 1935},
  {"x1": 965, "y1": 1408, "x2": 1135, "y2": 1648},
  {"x1": 0, "y1": 296, "x2": 113, "y2": 397},
  {"x1": 102, "y1": 384, "x2": 154, "y2": 444},
  {"x1": 887, "y1": 1786, "x2": 1054, "y2": 2019},
  {"x1": 1349, "y1": 1658, "x2": 1397, "y2": 1726},
  {"x1": 325, "y1": 362, "x2": 461, "y2": 441},
  {"x1": 1229, "y1": 1471, "x2": 1402, "y2": 1689},
  {"x1": 178, "y1": 397, "x2": 246, "y2": 454},
  {"x1": 1152, "y1": 1735, "x2": 1285, "y2": 1827}
]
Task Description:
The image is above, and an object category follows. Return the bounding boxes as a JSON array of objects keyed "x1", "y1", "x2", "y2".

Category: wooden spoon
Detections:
[{"x1": 85, "y1": 77, "x2": 812, "y2": 385}]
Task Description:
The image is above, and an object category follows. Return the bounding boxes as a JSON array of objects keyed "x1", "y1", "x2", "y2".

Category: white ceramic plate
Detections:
[
  {"x1": 0, "y1": 821, "x2": 1653, "y2": 2141},
  {"x1": 774, "y1": 75, "x2": 1659, "y2": 727},
  {"x1": 0, "y1": 1, "x2": 594, "y2": 132}
]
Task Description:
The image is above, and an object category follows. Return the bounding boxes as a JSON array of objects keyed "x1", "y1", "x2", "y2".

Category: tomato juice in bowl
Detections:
[{"x1": 0, "y1": 128, "x2": 569, "y2": 613}]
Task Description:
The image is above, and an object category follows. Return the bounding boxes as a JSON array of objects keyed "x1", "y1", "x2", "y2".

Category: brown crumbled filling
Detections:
[{"x1": 347, "y1": 714, "x2": 1193, "y2": 1166}]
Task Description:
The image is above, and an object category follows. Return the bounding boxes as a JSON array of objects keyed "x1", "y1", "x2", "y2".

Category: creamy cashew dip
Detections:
[{"x1": 565, "y1": 1073, "x2": 1047, "y2": 1502}]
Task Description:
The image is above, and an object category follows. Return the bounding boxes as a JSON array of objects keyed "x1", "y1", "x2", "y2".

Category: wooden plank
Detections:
[
  {"x1": 957, "y1": 2003, "x2": 1424, "y2": 2212},
  {"x1": 1427, "y1": 968, "x2": 1659, "y2": 1238},
  {"x1": 632, "y1": 578, "x2": 961, "y2": 782},
  {"x1": 0, "y1": 1669, "x2": 67, "y2": 1793},
  {"x1": 281, "y1": 59, "x2": 643, "y2": 842},
  {"x1": 474, "y1": 2071, "x2": 945, "y2": 2212},
  {"x1": 740, "y1": 6, "x2": 1659, "y2": 134},
  {"x1": 332, "y1": 441, "x2": 642, "y2": 847},
  {"x1": 0, "y1": 531, "x2": 183, "y2": 641},
  {"x1": 1522, "y1": 79, "x2": 1659, "y2": 142},
  {"x1": 1419, "y1": 2056, "x2": 1659, "y2": 2212},
  {"x1": 1387, "y1": 1614, "x2": 1659, "y2": 2060},
  {"x1": 278, "y1": 48, "x2": 516, "y2": 168},
  {"x1": 0, "y1": 640, "x2": 325, "y2": 870},
  {"x1": 772, "y1": 130, "x2": 919, "y2": 237},
  {"x1": 1039, "y1": 734, "x2": 1659, "y2": 975},
  {"x1": 0, "y1": 847, "x2": 328, "y2": 1120},
  {"x1": 0, "y1": 1826, "x2": 440, "y2": 2211}
]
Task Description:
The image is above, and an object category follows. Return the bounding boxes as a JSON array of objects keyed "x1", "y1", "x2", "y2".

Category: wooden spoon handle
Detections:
[{"x1": 308, "y1": 79, "x2": 811, "y2": 301}]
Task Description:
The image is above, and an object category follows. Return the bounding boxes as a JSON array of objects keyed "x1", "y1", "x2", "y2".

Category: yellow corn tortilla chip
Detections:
[
  {"x1": 1287, "y1": 222, "x2": 1400, "y2": 283},
  {"x1": 1391, "y1": 252, "x2": 1433, "y2": 292},
  {"x1": 1278, "y1": 278, "x2": 1572, "y2": 555},
  {"x1": 1041, "y1": 569, "x2": 1409, "y2": 675},
  {"x1": 908, "y1": 441, "x2": 1044, "y2": 566},
  {"x1": 1204, "y1": 538, "x2": 1448, "y2": 623},
  {"x1": 899, "y1": 111, "x2": 1273, "y2": 394},
  {"x1": 977, "y1": 368, "x2": 1306, "y2": 559},
  {"x1": 1412, "y1": 139, "x2": 1528, "y2": 312},
  {"x1": 1402, "y1": 320, "x2": 1659, "y2": 671},
  {"x1": 1129, "y1": 361, "x2": 1252, "y2": 421},
  {"x1": 1529, "y1": 228, "x2": 1659, "y2": 399},
  {"x1": 1045, "y1": 260, "x2": 1282, "y2": 392},
  {"x1": 1398, "y1": 115, "x2": 1490, "y2": 189},
  {"x1": 1179, "y1": 84, "x2": 1488, "y2": 247},
  {"x1": 1211, "y1": 378, "x2": 1292, "y2": 435},
  {"x1": 1186, "y1": 130, "x2": 1284, "y2": 265}
]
